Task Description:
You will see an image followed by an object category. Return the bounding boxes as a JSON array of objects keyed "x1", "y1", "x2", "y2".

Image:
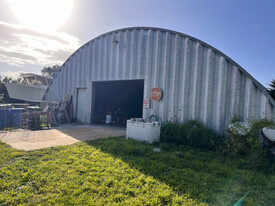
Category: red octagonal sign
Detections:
[{"x1": 150, "y1": 88, "x2": 162, "y2": 101}]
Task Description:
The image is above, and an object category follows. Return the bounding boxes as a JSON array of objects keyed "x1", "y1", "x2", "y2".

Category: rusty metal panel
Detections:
[{"x1": 44, "y1": 27, "x2": 275, "y2": 133}]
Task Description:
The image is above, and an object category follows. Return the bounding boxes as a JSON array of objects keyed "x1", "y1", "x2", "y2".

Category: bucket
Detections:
[{"x1": 106, "y1": 115, "x2": 112, "y2": 124}]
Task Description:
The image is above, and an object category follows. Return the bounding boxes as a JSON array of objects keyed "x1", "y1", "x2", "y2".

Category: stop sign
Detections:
[{"x1": 150, "y1": 88, "x2": 162, "y2": 101}]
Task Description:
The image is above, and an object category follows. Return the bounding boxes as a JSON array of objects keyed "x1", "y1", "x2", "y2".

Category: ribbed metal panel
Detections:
[{"x1": 44, "y1": 27, "x2": 275, "y2": 133}]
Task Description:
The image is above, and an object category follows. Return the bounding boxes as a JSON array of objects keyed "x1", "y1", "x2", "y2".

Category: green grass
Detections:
[
  {"x1": 1, "y1": 137, "x2": 275, "y2": 205},
  {"x1": 89, "y1": 138, "x2": 275, "y2": 206},
  {"x1": 0, "y1": 140, "x2": 200, "y2": 205}
]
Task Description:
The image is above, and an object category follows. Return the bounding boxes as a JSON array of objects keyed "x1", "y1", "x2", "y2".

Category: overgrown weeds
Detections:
[
  {"x1": 161, "y1": 120, "x2": 224, "y2": 151},
  {"x1": 226, "y1": 118, "x2": 274, "y2": 167},
  {"x1": 160, "y1": 118, "x2": 275, "y2": 168}
]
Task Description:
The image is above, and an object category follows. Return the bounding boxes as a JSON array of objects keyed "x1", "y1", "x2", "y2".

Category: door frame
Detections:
[{"x1": 76, "y1": 87, "x2": 87, "y2": 122}]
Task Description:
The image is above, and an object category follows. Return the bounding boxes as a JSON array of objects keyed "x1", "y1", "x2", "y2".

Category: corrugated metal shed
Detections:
[{"x1": 44, "y1": 27, "x2": 275, "y2": 133}]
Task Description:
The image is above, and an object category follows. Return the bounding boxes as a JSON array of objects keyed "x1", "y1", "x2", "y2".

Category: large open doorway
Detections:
[{"x1": 91, "y1": 80, "x2": 144, "y2": 124}]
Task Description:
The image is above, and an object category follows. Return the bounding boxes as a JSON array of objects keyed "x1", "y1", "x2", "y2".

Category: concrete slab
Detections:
[{"x1": 0, "y1": 124, "x2": 126, "y2": 151}]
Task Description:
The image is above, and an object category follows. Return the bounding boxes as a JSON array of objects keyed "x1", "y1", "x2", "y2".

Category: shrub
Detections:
[
  {"x1": 230, "y1": 115, "x2": 241, "y2": 124},
  {"x1": 160, "y1": 118, "x2": 275, "y2": 166},
  {"x1": 161, "y1": 120, "x2": 224, "y2": 151},
  {"x1": 226, "y1": 118, "x2": 275, "y2": 159}
]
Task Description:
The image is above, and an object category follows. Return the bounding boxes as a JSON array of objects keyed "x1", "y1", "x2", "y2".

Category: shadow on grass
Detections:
[{"x1": 86, "y1": 136, "x2": 275, "y2": 206}]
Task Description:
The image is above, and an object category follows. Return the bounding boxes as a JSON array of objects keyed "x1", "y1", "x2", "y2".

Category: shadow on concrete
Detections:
[
  {"x1": 0, "y1": 124, "x2": 126, "y2": 150},
  {"x1": 54, "y1": 124, "x2": 126, "y2": 141}
]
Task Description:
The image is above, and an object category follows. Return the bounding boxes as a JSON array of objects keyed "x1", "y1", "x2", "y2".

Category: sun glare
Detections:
[{"x1": 8, "y1": 0, "x2": 73, "y2": 29}]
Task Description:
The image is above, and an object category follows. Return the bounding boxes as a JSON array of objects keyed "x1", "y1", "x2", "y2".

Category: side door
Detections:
[{"x1": 76, "y1": 88, "x2": 87, "y2": 123}]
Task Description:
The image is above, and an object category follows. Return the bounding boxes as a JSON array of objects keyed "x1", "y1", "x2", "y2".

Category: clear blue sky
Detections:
[{"x1": 0, "y1": 0, "x2": 274, "y2": 87}]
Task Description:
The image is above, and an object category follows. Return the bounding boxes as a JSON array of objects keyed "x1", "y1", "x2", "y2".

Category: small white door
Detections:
[{"x1": 77, "y1": 88, "x2": 87, "y2": 122}]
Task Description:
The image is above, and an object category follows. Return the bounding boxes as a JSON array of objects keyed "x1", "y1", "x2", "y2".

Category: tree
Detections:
[
  {"x1": 1, "y1": 76, "x2": 21, "y2": 83},
  {"x1": 41, "y1": 65, "x2": 60, "y2": 77},
  {"x1": 267, "y1": 79, "x2": 275, "y2": 100}
]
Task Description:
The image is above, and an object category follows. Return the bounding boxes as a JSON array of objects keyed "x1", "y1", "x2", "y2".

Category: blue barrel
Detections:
[
  {"x1": 0, "y1": 108, "x2": 3, "y2": 129},
  {"x1": 9, "y1": 108, "x2": 24, "y2": 128},
  {"x1": 0, "y1": 104, "x2": 11, "y2": 129}
]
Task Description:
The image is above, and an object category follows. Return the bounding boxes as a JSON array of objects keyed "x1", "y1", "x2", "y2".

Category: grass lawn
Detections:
[{"x1": 1, "y1": 137, "x2": 275, "y2": 205}]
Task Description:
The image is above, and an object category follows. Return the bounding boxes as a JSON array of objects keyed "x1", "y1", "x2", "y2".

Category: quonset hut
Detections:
[{"x1": 44, "y1": 27, "x2": 275, "y2": 133}]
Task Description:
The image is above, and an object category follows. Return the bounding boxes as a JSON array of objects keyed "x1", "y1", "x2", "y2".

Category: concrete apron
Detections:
[{"x1": 0, "y1": 124, "x2": 126, "y2": 151}]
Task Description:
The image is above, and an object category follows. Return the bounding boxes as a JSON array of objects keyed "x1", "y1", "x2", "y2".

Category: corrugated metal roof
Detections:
[{"x1": 44, "y1": 27, "x2": 275, "y2": 133}]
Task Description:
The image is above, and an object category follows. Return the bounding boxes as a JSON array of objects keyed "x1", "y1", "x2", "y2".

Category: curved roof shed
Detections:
[{"x1": 44, "y1": 27, "x2": 275, "y2": 133}]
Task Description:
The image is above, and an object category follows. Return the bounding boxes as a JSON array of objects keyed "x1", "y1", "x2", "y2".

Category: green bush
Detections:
[
  {"x1": 161, "y1": 120, "x2": 224, "y2": 151},
  {"x1": 226, "y1": 118, "x2": 275, "y2": 158},
  {"x1": 160, "y1": 118, "x2": 275, "y2": 166}
]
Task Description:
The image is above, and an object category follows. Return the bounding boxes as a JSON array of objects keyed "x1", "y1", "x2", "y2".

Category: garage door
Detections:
[
  {"x1": 77, "y1": 88, "x2": 87, "y2": 122},
  {"x1": 91, "y1": 80, "x2": 144, "y2": 124}
]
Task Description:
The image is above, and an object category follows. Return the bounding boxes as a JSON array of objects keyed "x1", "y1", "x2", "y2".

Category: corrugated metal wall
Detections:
[{"x1": 44, "y1": 27, "x2": 275, "y2": 133}]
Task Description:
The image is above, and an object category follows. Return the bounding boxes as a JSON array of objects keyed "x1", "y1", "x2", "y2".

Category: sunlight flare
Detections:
[{"x1": 8, "y1": 0, "x2": 73, "y2": 29}]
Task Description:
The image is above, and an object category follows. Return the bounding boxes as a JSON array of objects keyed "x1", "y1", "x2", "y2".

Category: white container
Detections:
[
  {"x1": 105, "y1": 115, "x2": 112, "y2": 124},
  {"x1": 126, "y1": 120, "x2": 161, "y2": 143}
]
